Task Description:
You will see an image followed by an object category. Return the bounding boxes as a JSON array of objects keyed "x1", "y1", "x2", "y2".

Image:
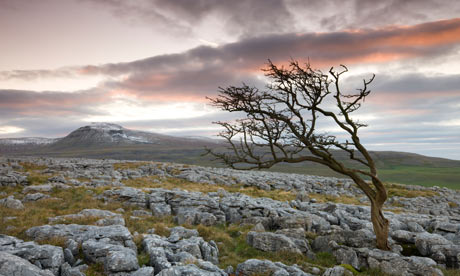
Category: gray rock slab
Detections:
[{"x1": 0, "y1": 251, "x2": 54, "y2": 276}]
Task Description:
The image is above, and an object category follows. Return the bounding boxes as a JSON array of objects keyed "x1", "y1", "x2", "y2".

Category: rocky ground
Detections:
[{"x1": 1, "y1": 157, "x2": 460, "y2": 276}]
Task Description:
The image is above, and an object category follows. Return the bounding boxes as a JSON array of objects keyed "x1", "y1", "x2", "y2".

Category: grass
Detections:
[
  {"x1": 137, "y1": 252, "x2": 150, "y2": 267},
  {"x1": 27, "y1": 172, "x2": 52, "y2": 185},
  {"x1": 308, "y1": 193, "x2": 363, "y2": 205},
  {"x1": 0, "y1": 187, "x2": 124, "y2": 239},
  {"x1": 122, "y1": 176, "x2": 296, "y2": 202},
  {"x1": 194, "y1": 223, "x2": 331, "y2": 274},
  {"x1": 2, "y1": 160, "x2": 460, "y2": 275},
  {"x1": 341, "y1": 264, "x2": 359, "y2": 275},
  {"x1": 385, "y1": 183, "x2": 439, "y2": 198},
  {"x1": 113, "y1": 162, "x2": 149, "y2": 170},
  {"x1": 311, "y1": 252, "x2": 336, "y2": 267},
  {"x1": 36, "y1": 236, "x2": 69, "y2": 247},
  {"x1": 125, "y1": 215, "x2": 174, "y2": 236},
  {"x1": 443, "y1": 269, "x2": 460, "y2": 276},
  {"x1": 378, "y1": 166, "x2": 460, "y2": 189},
  {"x1": 19, "y1": 162, "x2": 47, "y2": 171},
  {"x1": 85, "y1": 263, "x2": 104, "y2": 276}
]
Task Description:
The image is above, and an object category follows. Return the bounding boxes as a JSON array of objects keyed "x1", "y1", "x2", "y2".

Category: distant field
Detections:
[
  {"x1": 262, "y1": 164, "x2": 460, "y2": 189},
  {"x1": 6, "y1": 144, "x2": 460, "y2": 190},
  {"x1": 194, "y1": 161, "x2": 460, "y2": 189},
  {"x1": 378, "y1": 166, "x2": 460, "y2": 189}
]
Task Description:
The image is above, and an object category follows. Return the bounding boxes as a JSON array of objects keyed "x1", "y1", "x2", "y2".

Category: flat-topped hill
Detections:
[{"x1": 1, "y1": 123, "x2": 459, "y2": 189}]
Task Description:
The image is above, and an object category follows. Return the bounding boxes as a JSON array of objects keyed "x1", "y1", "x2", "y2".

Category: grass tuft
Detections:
[
  {"x1": 309, "y1": 194, "x2": 363, "y2": 205},
  {"x1": 386, "y1": 183, "x2": 439, "y2": 198},
  {"x1": 122, "y1": 176, "x2": 296, "y2": 201},
  {"x1": 113, "y1": 162, "x2": 149, "y2": 170}
]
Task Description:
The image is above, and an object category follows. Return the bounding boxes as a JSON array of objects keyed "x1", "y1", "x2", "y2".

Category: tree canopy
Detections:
[{"x1": 206, "y1": 59, "x2": 391, "y2": 250}]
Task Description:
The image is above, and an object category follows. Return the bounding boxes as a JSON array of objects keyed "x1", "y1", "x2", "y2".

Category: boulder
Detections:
[
  {"x1": 0, "y1": 196, "x2": 24, "y2": 209},
  {"x1": 23, "y1": 193, "x2": 50, "y2": 202},
  {"x1": 131, "y1": 266, "x2": 155, "y2": 276},
  {"x1": 25, "y1": 224, "x2": 135, "y2": 250},
  {"x1": 236, "y1": 259, "x2": 312, "y2": 276},
  {"x1": 105, "y1": 249, "x2": 139, "y2": 273},
  {"x1": 333, "y1": 248, "x2": 359, "y2": 270},
  {"x1": 0, "y1": 251, "x2": 54, "y2": 276},
  {"x1": 246, "y1": 231, "x2": 303, "y2": 254},
  {"x1": 0, "y1": 235, "x2": 64, "y2": 275},
  {"x1": 414, "y1": 232, "x2": 451, "y2": 256},
  {"x1": 157, "y1": 261, "x2": 227, "y2": 276},
  {"x1": 322, "y1": 266, "x2": 351, "y2": 276}
]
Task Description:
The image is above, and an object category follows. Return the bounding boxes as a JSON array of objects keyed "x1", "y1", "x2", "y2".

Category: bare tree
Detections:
[{"x1": 206, "y1": 59, "x2": 390, "y2": 250}]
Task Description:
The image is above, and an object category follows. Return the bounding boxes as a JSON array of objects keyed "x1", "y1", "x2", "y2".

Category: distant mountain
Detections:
[
  {"x1": 0, "y1": 122, "x2": 220, "y2": 159},
  {"x1": 49, "y1": 122, "x2": 211, "y2": 149},
  {"x1": 0, "y1": 122, "x2": 459, "y2": 187}
]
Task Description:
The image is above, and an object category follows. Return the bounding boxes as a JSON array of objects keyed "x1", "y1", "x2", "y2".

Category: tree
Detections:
[{"x1": 206, "y1": 59, "x2": 391, "y2": 250}]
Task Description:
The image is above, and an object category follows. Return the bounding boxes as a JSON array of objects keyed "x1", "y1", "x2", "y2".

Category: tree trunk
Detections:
[{"x1": 370, "y1": 200, "x2": 390, "y2": 250}]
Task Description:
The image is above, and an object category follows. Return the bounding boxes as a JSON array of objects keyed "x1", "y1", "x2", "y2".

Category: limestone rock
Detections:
[
  {"x1": 0, "y1": 251, "x2": 54, "y2": 276},
  {"x1": 246, "y1": 231, "x2": 302, "y2": 254},
  {"x1": 236, "y1": 259, "x2": 312, "y2": 276},
  {"x1": 0, "y1": 196, "x2": 24, "y2": 209}
]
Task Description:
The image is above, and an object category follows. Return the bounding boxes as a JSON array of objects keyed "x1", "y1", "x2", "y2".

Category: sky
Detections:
[{"x1": 1, "y1": 0, "x2": 460, "y2": 160}]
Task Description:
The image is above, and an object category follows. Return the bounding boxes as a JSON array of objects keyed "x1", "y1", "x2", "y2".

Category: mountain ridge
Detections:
[{"x1": 0, "y1": 122, "x2": 459, "y2": 188}]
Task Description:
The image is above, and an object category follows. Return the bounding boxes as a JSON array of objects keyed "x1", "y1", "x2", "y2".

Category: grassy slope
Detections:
[
  {"x1": 4, "y1": 162, "x2": 456, "y2": 276},
  {"x1": 4, "y1": 143, "x2": 460, "y2": 189}
]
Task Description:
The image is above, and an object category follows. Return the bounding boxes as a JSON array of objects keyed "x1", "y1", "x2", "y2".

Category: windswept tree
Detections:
[{"x1": 206, "y1": 59, "x2": 391, "y2": 250}]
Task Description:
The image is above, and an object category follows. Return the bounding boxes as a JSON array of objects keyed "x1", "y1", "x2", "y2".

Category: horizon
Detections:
[
  {"x1": 1, "y1": 121, "x2": 459, "y2": 162},
  {"x1": 1, "y1": 0, "x2": 460, "y2": 160}
]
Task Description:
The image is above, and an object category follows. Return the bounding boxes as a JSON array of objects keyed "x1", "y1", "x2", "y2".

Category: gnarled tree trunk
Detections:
[{"x1": 370, "y1": 199, "x2": 390, "y2": 250}]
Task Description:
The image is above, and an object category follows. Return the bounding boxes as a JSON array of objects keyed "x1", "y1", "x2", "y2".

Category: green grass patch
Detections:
[
  {"x1": 379, "y1": 166, "x2": 460, "y2": 189},
  {"x1": 85, "y1": 263, "x2": 104, "y2": 276},
  {"x1": 137, "y1": 252, "x2": 150, "y2": 267},
  {"x1": 311, "y1": 252, "x2": 336, "y2": 267},
  {"x1": 196, "y1": 223, "x2": 322, "y2": 272}
]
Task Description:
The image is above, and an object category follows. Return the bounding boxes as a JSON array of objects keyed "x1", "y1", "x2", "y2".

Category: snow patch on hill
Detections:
[{"x1": 0, "y1": 137, "x2": 60, "y2": 145}]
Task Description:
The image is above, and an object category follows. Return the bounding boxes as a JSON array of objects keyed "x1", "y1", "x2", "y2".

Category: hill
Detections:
[{"x1": 0, "y1": 122, "x2": 458, "y2": 188}]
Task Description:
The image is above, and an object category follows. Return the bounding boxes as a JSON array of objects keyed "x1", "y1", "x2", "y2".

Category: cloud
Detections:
[
  {"x1": 0, "y1": 68, "x2": 76, "y2": 81},
  {"x1": 1, "y1": 17, "x2": 460, "y2": 159},
  {"x1": 0, "y1": 89, "x2": 108, "y2": 118},
  {"x1": 4, "y1": 17, "x2": 460, "y2": 86},
  {"x1": 82, "y1": 0, "x2": 295, "y2": 37},
  {"x1": 77, "y1": 18, "x2": 460, "y2": 103},
  {"x1": 371, "y1": 73, "x2": 460, "y2": 93},
  {"x1": 305, "y1": 0, "x2": 460, "y2": 31},
  {"x1": 87, "y1": 17, "x2": 460, "y2": 74},
  {"x1": 81, "y1": 0, "x2": 460, "y2": 38}
]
